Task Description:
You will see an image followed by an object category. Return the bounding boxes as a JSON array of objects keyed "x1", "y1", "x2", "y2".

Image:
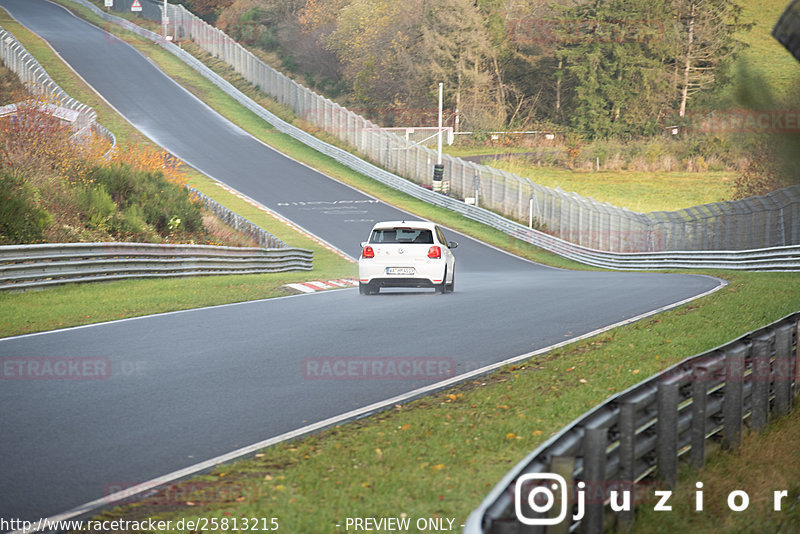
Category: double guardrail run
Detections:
[
  {"x1": 0, "y1": 186, "x2": 310, "y2": 290},
  {"x1": 106, "y1": 0, "x2": 800, "y2": 255},
  {"x1": 0, "y1": 242, "x2": 312, "y2": 291},
  {"x1": 464, "y1": 312, "x2": 800, "y2": 533}
]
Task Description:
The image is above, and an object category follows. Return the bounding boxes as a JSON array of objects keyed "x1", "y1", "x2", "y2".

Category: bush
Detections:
[
  {"x1": 78, "y1": 185, "x2": 116, "y2": 229},
  {"x1": 88, "y1": 164, "x2": 203, "y2": 237},
  {"x1": 0, "y1": 171, "x2": 51, "y2": 244},
  {"x1": 114, "y1": 204, "x2": 153, "y2": 239}
]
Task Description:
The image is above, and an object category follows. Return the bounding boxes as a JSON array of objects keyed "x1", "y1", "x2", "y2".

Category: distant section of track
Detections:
[{"x1": 0, "y1": 0, "x2": 723, "y2": 524}]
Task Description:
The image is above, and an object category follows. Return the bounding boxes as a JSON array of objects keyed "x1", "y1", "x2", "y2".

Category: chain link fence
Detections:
[{"x1": 0, "y1": 27, "x2": 116, "y2": 150}]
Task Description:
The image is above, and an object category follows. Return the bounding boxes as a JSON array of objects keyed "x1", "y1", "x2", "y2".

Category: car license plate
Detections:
[{"x1": 386, "y1": 267, "x2": 414, "y2": 275}]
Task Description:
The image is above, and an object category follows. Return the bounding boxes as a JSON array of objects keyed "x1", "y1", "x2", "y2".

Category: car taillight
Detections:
[
  {"x1": 427, "y1": 246, "x2": 441, "y2": 259},
  {"x1": 362, "y1": 245, "x2": 375, "y2": 258}
]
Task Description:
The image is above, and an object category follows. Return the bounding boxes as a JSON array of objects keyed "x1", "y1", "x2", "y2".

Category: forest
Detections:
[
  {"x1": 172, "y1": 0, "x2": 800, "y2": 199},
  {"x1": 178, "y1": 0, "x2": 750, "y2": 138}
]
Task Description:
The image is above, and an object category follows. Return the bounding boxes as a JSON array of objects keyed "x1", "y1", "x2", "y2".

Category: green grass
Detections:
[
  {"x1": 0, "y1": 7, "x2": 355, "y2": 337},
  {"x1": 443, "y1": 145, "x2": 535, "y2": 158},
  {"x1": 634, "y1": 401, "x2": 800, "y2": 533},
  {"x1": 77, "y1": 272, "x2": 800, "y2": 532},
  {"x1": 49, "y1": 0, "x2": 592, "y2": 273},
  {"x1": 483, "y1": 163, "x2": 733, "y2": 213},
  {"x1": 734, "y1": 0, "x2": 799, "y2": 100},
  {"x1": 0, "y1": 165, "x2": 359, "y2": 338},
  {"x1": 0, "y1": 11, "x2": 149, "y2": 147}
]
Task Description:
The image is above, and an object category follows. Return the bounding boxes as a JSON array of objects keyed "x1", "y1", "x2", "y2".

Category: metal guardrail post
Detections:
[
  {"x1": 465, "y1": 314, "x2": 800, "y2": 533},
  {"x1": 722, "y1": 343, "x2": 747, "y2": 449},
  {"x1": 796, "y1": 321, "x2": 800, "y2": 398},
  {"x1": 774, "y1": 322, "x2": 795, "y2": 415},
  {"x1": 750, "y1": 331, "x2": 774, "y2": 431},
  {"x1": 581, "y1": 427, "x2": 607, "y2": 534},
  {"x1": 547, "y1": 456, "x2": 575, "y2": 534},
  {"x1": 656, "y1": 380, "x2": 680, "y2": 487},
  {"x1": 690, "y1": 363, "x2": 710, "y2": 469},
  {"x1": 616, "y1": 400, "x2": 636, "y2": 527}
]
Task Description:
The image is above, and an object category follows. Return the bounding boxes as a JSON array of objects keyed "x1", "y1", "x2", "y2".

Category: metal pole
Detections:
[
  {"x1": 529, "y1": 197, "x2": 533, "y2": 228},
  {"x1": 162, "y1": 0, "x2": 168, "y2": 40},
  {"x1": 432, "y1": 82, "x2": 444, "y2": 192},
  {"x1": 437, "y1": 82, "x2": 443, "y2": 165}
]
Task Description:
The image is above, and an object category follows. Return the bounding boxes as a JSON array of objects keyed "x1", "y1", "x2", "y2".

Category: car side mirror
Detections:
[{"x1": 448, "y1": 241, "x2": 458, "y2": 249}]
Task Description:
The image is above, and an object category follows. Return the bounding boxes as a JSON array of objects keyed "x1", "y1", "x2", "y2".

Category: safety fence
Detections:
[
  {"x1": 464, "y1": 312, "x2": 800, "y2": 533},
  {"x1": 187, "y1": 186, "x2": 287, "y2": 249},
  {"x1": 96, "y1": 0, "x2": 799, "y2": 253},
  {"x1": 0, "y1": 242, "x2": 312, "y2": 290},
  {"x1": 0, "y1": 26, "x2": 116, "y2": 150}
]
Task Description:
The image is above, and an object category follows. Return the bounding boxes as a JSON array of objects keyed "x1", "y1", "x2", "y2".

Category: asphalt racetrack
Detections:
[{"x1": 0, "y1": 0, "x2": 723, "y2": 525}]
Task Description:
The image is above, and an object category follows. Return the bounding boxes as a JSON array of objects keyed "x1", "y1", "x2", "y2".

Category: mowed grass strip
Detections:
[
  {"x1": 76, "y1": 272, "x2": 800, "y2": 532},
  {"x1": 0, "y1": 0, "x2": 586, "y2": 338}
]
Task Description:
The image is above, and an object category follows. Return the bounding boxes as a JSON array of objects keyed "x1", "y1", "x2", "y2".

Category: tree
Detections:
[
  {"x1": 419, "y1": 0, "x2": 503, "y2": 130},
  {"x1": 673, "y1": 0, "x2": 748, "y2": 119},
  {"x1": 555, "y1": 0, "x2": 674, "y2": 138},
  {"x1": 177, "y1": 0, "x2": 235, "y2": 23}
]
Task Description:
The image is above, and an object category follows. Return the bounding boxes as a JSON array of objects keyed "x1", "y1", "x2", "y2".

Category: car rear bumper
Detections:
[
  {"x1": 364, "y1": 277, "x2": 437, "y2": 289},
  {"x1": 359, "y1": 262, "x2": 445, "y2": 287}
]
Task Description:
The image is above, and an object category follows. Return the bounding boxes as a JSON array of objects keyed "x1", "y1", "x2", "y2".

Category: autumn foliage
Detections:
[{"x1": 0, "y1": 98, "x2": 252, "y2": 246}]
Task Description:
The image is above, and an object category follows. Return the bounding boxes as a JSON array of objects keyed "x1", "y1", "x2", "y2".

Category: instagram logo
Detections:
[{"x1": 515, "y1": 473, "x2": 571, "y2": 526}]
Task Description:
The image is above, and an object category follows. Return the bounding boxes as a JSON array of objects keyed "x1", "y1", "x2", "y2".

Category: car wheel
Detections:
[
  {"x1": 446, "y1": 268, "x2": 455, "y2": 293},
  {"x1": 359, "y1": 282, "x2": 373, "y2": 295},
  {"x1": 437, "y1": 268, "x2": 447, "y2": 294}
]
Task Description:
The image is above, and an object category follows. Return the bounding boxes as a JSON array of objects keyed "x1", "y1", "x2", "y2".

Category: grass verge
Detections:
[
  {"x1": 634, "y1": 402, "x2": 800, "y2": 533},
  {"x1": 56, "y1": 0, "x2": 595, "y2": 271},
  {"x1": 0, "y1": 7, "x2": 357, "y2": 338}
]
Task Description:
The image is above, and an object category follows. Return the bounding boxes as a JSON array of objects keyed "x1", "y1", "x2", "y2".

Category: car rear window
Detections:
[{"x1": 370, "y1": 228, "x2": 433, "y2": 244}]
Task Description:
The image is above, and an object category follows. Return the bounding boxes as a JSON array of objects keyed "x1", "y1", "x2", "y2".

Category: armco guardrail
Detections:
[
  {"x1": 0, "y1": 26, "x2": 116, "y2": 151},
  {"x1": 88, "y1": 0, "x2": 800, "y2": 253},
  {"x1": 187, "y1": 186, "x2": 287, "y2": 249},
  {"x1": 0, "y1": 242, "x2": 312, "y2": 290},
  {"x1": 464, "y1": 312, "x2": 799, "y2": 534},
  {"x1": 59, "y1": 1, "x2": 800, "y2": 271}
]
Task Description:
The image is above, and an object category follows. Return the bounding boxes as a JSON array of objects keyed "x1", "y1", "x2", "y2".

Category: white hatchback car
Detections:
[{"x1": 358, "y1": 221, "x2": 458, "y2": 295}]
